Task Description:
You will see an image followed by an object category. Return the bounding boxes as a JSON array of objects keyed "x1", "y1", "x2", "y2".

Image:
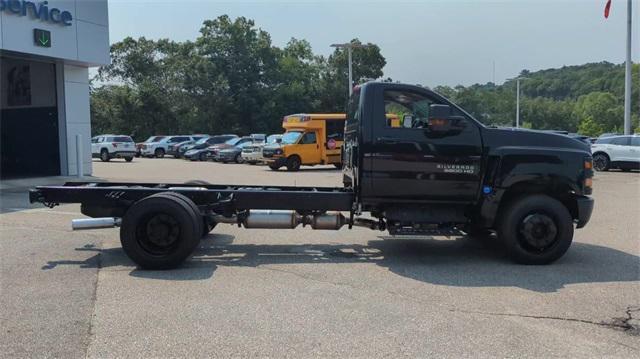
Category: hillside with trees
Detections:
[
  {"x1": 91, "y1": 15, "x2": 639, "y2": 140},
  {"x1": 435, "y1": 62, "x2": 639, "y2": 136}
]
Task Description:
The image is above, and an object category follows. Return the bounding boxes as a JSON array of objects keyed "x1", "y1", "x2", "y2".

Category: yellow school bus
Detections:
[{"x1": 265, "y1": 113, "x2": 345, "y2": 171}]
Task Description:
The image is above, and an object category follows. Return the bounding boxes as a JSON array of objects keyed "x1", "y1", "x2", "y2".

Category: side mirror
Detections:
[
  {"x1": 276, "y1": 138, "x2": 282, "y2": 143},
  {"x1": 427, "y1": 104, "x2": 466, "y2": 135}
]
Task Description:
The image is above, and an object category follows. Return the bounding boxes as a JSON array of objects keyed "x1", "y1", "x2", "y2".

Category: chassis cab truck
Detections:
[
  {"x1": 265, "y1": 113, "x2": 345, "y2": 171},
  {"x1": 30, "y1": 82, "x2": 594, "y2": 269}
]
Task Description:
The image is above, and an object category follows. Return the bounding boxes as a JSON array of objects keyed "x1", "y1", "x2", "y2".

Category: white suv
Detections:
[
  {"x1": 91, "y1": 135, "x2": 136, "y2": 162},
  {"x1": 591, "y1": 135, "x2": 640, "y2": 171},
  {"x1": 139, "y1": 136, "x2": 197, "y2": 158}
]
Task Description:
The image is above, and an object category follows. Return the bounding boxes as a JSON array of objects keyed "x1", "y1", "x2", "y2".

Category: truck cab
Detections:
[
  {"x1": 344, "y1": 82, "x2": 594, "y2": 263},
  {"x1": 265, "y1": 113, "x2": 345, "y2": 171}
]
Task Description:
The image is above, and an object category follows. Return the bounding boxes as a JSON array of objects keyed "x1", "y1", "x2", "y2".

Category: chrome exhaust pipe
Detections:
[{"x1": 71, "y1": 217, "x2": 121, "y2": 231}]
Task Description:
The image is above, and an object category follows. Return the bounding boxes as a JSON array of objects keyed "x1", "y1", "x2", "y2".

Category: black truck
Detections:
[{"x1": 29, "y1": 82, "x2": 594, "y2": 269}]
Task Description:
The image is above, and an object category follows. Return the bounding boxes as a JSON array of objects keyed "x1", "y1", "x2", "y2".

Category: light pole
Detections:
[
  {"x1": 623, "y1": 0, "x2": 632, "y2": 135},
  {"x1": 330, "y1": 42, "x2": 371, "y2": 97},
  {"x1": 508, "y1": 77, "x2": 529, "y2": 128}
]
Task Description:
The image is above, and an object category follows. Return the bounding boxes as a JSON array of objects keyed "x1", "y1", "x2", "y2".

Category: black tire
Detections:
[
  {"x1": 497, "y1": 194, "x2": 574, "y2": 265},
  {"x1": 286, "y1": 155, "x2": 301, "y2": 171},
  {"x1": 269, "y1": 164, "x2": 280, "y2": 171},
  {"x1": 154, "y1": 148, "x2": 165, "y2": 158},
  {"x1": 125, "y1": 157, "x2": 133, "y2": 162},
  {"x1": 159, "y1": 191, "x2": 210, "y2": 238},
  {"x1": 199, "y1": 152, "x2": 207, "y2": 162},
  {"x1": 593, "y1": 153, "x2": 610, "y2": 171},
  {"x1": 100, "y1": 149, "x2": 110, "y2": 162},
  {"x1": 234, "y1": 153, "x2": 242, "y2": 164},
  {"x1": 120, "y1": 193, "x2": 201, "y2": 269}
]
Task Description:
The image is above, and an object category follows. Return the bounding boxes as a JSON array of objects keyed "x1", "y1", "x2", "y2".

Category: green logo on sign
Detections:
[{"x1": 34, "y1": 28, "x2": 51, "y2": 47}]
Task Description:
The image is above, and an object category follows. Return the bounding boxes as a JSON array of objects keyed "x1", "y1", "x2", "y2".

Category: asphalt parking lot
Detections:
[{"x1": 1, "y1": 158, "x2": 639, "y2": 357}]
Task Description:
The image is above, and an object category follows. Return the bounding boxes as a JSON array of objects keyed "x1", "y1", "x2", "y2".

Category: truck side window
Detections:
[
  {"x1": 300, "y1": 132, "x2": 317, "y2": 144},
  {"x1": 384, "y1": 90, "x2": 437, "y2": 129}
]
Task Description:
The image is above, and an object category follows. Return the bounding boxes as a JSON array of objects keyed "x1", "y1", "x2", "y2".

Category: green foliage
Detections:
[
  {"x1": 91, "y1": 17, "x2": 386, "y2": 140},
  {"x1": 437, "y1": 62, "x2": 638, "y2": 135},
  {"x1": 91, "y1": 16, "x2": 637, "y2": 140}
]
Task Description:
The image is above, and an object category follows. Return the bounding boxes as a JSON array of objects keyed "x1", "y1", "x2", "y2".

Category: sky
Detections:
[{"x1": 106, "y1": 0, "x2": 639, "y2": 87}]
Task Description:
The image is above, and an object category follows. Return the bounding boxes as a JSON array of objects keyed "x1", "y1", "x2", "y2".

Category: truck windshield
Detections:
[
  {"x1": 146, "y1": 136, "x2": 165, "y2": 142},
  {"x1": 281, "y1": 131, "x2": 302, "y2": 144}
]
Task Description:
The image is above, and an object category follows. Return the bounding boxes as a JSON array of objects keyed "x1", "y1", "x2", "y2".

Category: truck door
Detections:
[{"x1": 368, "y1": 86, "x2": 483, "y2": 202}]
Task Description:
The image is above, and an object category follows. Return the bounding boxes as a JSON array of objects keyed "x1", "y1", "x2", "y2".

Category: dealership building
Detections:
[{"x1": 1, "y1": 0, "x2": 109, "y2": 178}]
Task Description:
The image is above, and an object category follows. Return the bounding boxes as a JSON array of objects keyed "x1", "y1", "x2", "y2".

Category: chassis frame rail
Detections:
[{"x1": 29, "y1": 182, "x2": 355, "y2": 212}]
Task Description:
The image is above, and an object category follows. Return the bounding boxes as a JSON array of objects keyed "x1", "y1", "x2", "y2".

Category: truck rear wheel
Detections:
[
  {"x1": 120, "y1": 193, "x2": 201, "y2": 269},
  {"x1": 286, "y1": 155, "x2": 301, "y2": 171},
  {"x1": 497, "y1": 194, "x2": 574, "y2": 265}
]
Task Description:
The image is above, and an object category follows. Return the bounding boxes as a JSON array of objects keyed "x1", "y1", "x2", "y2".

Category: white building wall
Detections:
[
  {"x1": 0, "y1": 0, "x2": 109, "y2": 177},
  {"x1": 63, "y1": 65, "x2": 92, "y2": 176}
]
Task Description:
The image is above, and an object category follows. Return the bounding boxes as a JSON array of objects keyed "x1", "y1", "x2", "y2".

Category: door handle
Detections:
[{"x1": 376, "y1": 137, "x2": 401, "y2": 144}]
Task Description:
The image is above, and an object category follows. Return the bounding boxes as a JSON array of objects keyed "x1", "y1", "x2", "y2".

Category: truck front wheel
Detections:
[
  {"x1": 286, "y1": 155, "x2": 301, "y2": 171},
  {"x1": 497, "y1": 194, "x2": 574, "y2": 265},
  {"x1": 120, "y1": 192, "x2": 201, "y2": 269}
]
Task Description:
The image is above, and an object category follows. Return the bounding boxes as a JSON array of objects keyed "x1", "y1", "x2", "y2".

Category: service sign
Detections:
[{"x1": 0, "y1": 0, "x2": 73, "y2": 26}]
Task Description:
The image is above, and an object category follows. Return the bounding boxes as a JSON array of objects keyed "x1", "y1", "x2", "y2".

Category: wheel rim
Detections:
[
  {"x1": 136, "y1": 212, "x2": 181, "y2": 255},
  {"x1": 593, "y1": 155, "x2": 608, "y2": 171},
  {"x1": 518, "y1": 213, "x2": 558, "y2": 252}
]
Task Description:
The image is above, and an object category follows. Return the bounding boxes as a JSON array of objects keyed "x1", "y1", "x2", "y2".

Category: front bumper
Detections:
[
  {"x1": 184, "y1": 151, "x2": 205, "y2": 160},
  {"x1": 241, "y1": 152, "x2": 262, "y2": 162},
  {"x1": 140, "y1": 148, "x2": 157, "y2": 156},
  {"x1": 216, "y1": 152, "x2": 238, "y2": 161},
  {"x1": 575, "y1": 195, "x2": 594, "y2": 229},
  {"x1": 265, "y1": 157, "x2": 287, "y2": 168}
]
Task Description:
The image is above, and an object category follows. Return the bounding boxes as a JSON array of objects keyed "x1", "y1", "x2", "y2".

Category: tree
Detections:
[
  {"x1": 574, "y1": 92, "x2": 623, "y2": 133},
  {"x1": 317, "y1": 39, "x2": 386, "y2": 112}
]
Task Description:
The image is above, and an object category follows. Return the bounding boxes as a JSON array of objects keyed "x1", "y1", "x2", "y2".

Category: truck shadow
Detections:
[{"x1": 44, "y1": 234, "x2": 639, "y2": 292}]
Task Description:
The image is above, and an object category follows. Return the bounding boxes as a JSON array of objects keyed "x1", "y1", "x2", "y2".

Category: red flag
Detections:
[{"x1": 604, "y1": 0, "x2": 612, "y2": 18}]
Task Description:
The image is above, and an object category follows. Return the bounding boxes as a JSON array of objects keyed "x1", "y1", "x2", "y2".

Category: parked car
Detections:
[
  {"x1": 91, "y1": 135, "x2": 136, "y2": 162},
  {"x1": 591, "y1": 135, "x2": 640, "y2": 171},
  {"x1": 136, "y1": 136, "x2": 165, "y2": 157},
  {"x1": 207, "y1": 137, "x2": 254, "y2": 161},
  {"x1": 168, "y1": 140, "x2": 198, "y2": 158},
  {"x1": 139, "y1": 135, "x2": 202, "y2": 158},
  {"x1": 242, "y1": 134, "x2": 282, "y2": 164},
  {"x1": 183, "y1": 135, "x2": 239, "y2": 161},
  {"x1": 216, "y1": 140, "x2": 256, "y2": 163}
]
